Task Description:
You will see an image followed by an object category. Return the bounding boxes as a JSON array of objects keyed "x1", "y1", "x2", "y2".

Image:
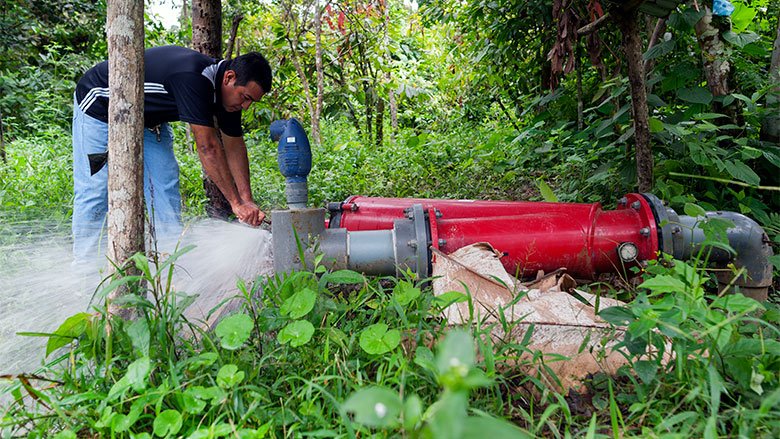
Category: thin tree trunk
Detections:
[
  {"x1": 376, "y1": 97, "x2": 384, "y2": 147},
  {"x1": 290, "y1": 51, "x2": 315, "y2": 125},
  {"x1": 193, "y1": 0, "x2": 232, "y2": 219},
  {"x1": 694, "y1": 6, "x2": 741, "y2": 127},
  {"x1": 106, "y1": 0, "x2": 145, "y2": 315},
  {"x1": 644, "y1": 17, "x2": 667, "y2": 81},
  {"x1": 576, "y1": 42, "x2": 583, "y2": 131},
  {"x1": 0, "y1": 110, "x2": 6, "y2": 163},
  {"x1": 383, "y1": 0, "x2": 398, "y2": 138},
  {"x1": 761, "y1": 13, "x2": 780, "y2": 143},
  {"x1": 313, "y1": 0, "x2": 324, "y2": 145},
  {"x1": 365, "y1": 85, "x2": 374, "y2": 145},
  {"x1": 617, "y1": 9, "x2": 653, "y2": 192},
  {"x1": 224, "y1": 13, "x2": 243, "y2": 59}
]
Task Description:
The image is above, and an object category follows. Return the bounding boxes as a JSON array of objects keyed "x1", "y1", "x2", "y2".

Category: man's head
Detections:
[{"x1": 221, "y1": 52, "x2": 273, "y2": 112}]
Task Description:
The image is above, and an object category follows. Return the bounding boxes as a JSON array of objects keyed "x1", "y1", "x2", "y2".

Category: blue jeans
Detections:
[{"x1": 72, "y1": 96, "x2": 182, "y2": 262}]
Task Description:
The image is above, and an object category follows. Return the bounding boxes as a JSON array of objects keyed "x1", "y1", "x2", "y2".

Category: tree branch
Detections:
[{"x1": 224, "y1": 13, "x2": 244, "y2": 59}]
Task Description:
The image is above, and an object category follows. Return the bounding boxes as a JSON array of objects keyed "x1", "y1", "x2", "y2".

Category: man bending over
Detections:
[{"x1": 72, "y1": 45, "x2": 271, "y2": 261}]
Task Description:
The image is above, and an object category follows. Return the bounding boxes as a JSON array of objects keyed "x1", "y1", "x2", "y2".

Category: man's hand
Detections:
[{"x1": 233, "y1": 201, "x2": 265, "y2": 227}]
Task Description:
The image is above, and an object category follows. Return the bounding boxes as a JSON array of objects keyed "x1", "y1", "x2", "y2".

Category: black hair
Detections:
[{"x1": 228, "y1": 52, "x2": 272, "y2": 93}]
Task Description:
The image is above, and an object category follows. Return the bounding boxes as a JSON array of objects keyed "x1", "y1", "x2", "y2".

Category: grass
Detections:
[{"x1": 2, "y1": 247, "x2": 779, "y2": 437}]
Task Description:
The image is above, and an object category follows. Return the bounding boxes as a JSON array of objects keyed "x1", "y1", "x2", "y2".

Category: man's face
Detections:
[{"x1": 221, "y1": 70, "x2": 265, "y2": 112}]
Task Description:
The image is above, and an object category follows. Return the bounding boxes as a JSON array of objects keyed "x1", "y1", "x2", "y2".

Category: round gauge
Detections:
[{"x1": 617, "y1": 242, "x2": 639, "y2": 262}]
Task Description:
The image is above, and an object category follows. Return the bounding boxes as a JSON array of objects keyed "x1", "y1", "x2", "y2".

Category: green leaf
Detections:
[
  {"x1": 215, "y1": 313, "x2": 253, "y2": 350},
  {"x1": 643, "y1": 38, "x2": 675, "y2": 61},
  {"x1": 436, "y1": 330, "x2": 474, "y2": 377},
  {"x1": 277, "y1": 320, "x2": 315, "y2": 347},
  {"x1": 46, "y1": 312, "x2": 91, "y2": 356},
  {"x1": 536, "y1": 179, "x2": 558, "y2": 202},
  {"x1": 216, "y1": 364, "x2": 245, "y2": 389},
  {"x1": 179, "y1": 390, "x2": 207, "y2": 414},
  {"x1": 125, "y1": 356, "x2": 151, "y2": 392},
  {"x1": 712, "y1": 294, "x2": 763, "y2": 313},
  {"x1": 426, "y1": 391, "x2": 468, "y2": 437},
  {"x1": 638, "y1": 275, "x2": 687, "y2": 294},
  {"x1": 722, "y1": 31, "x2": 760, "y2": 48},
  {"x1": 393, "y1": 280, "x2": 421, "y2": 307},
  {"x1": 684, "y1": 203, "x2": 707, "y2": 218},
  {"x1": 51, "y1": 431, "x2": 76, "y2": 439},
  {"x1": 187, "y1": 352, "x2": 219, "y2": 371},
  {"x1": 628, "y1": 316, "x2": 656, "y2": 336},
  {"x1": 648, "y1": 117, "x2": 664, "y2": 133},
  {"x1": 599, "y1": 306, "x2": 634, "y2": 326},
  {"x1": 343, "y1": 386, "x2": 402, "y2": 428},
  {"x1": 403, "y1": 394, "x2": 424, "y2": 430},
  {"x1": 462, "y1": 415, "x2": 533, "y2": 438},
  {"x1": 724, "y1": 160, "x2": 760, "y2": 186},
  {"x1": 762, "y1": 150, "x2": 780, "y2": 169},
  {"x1": 678, "y1": 87, "x2": 713, "y2": 105},
  {"x1": 323, "y1": 269, "x2": 365, "y2": 284},
  {"x1": 280, "y1": 288, "x2": 316, "y2": 319},
  {"x1": 634, "y1": 360, "x2": 659, "y2": 384},
  {"x1": 359, "y1": 323, "x2": 401, "y2": 355},
  {"x1": 433, "y1": 291, "x2": 468, "y2": 309},
  {"x1": 108, "y1": 357, "x2": 151, "y2": 400},
  {"x1": 152, "y1": 409, "x2": 182, "y2": 437},
  {"x1": 127, "y1": 318, "x2": 150, "y2": 357},
  {"x1": 414, "y1": 346, "x2": 436, "y2": 373},
  {"x1": 768, "y1": 255, "x2": 780, "y2": 271},
  {"x1": 731, "y1": 3, "x2": 757, "y2": 33}
]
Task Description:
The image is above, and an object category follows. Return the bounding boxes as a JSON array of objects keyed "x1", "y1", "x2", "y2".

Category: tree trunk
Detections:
[
  {"x1": 383, "y1": 0, "x2": 398, "y2": 139},
  {"x1": 192, "y1": 0, "x2": 221, "y2": 57},
  {"x1": 106, "y1": 0, "x2": 145, "y2": 314},
  {"x1": 224, "y1": 13, "x2": 243, "y2": 59},
  {"x1": 0, "y1": 110, "x2": 5, "y2": 163},
  {"x1": 313, "y1": 0, "x2": 324, "y2": 145},
  {"x1": 376, "y1": 96, "x2": 384, "y2": 147},
  {"x1": 289, "y1": 50, "x2": 316, "y2": 128},
  {"x1": 644, "y1": 17, "x2": 667, "y2": 81},
  {"x1": 365, "y1": 85, "x2": 374, "y2": 145},
  {"x1": 617, "y1": 9, "x2": 653, "y2": 192},
  {"x1": 761, "y1": 13, "x2": 780, "y2": 143},
  {"x1": 576, "y1": 42, "x2": 583, "y2": 131},
  {"x1": 193, "y1": 0, "x2": 232, "y2": 219},
  {"x1": 695, "y1": 6, "x2": 741, "y2": 126}
]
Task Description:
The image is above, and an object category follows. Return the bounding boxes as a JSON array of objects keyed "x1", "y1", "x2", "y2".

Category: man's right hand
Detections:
[{"x1": 233, "y1": 201, "x2": 265, "y2": 227}]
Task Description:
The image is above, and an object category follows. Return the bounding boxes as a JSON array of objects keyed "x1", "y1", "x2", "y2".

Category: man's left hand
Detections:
[{"x1": 234, "y1": 201, "x2": 265, "y2": 227}]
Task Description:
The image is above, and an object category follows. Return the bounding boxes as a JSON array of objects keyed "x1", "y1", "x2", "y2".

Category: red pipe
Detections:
[{"x1": 332, "y1": 194, "x2": 659, "y2": 279}]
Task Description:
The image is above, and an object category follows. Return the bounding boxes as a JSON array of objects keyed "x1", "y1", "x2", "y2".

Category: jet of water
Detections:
[{"x1": 0, "y1": 219, "x2": 273, "y2": 374}]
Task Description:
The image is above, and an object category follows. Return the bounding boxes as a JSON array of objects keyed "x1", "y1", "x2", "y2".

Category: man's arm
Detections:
[
  {"x1": 190, "y1": 124, "x2": 264, "y2": 226},
  {"x1": 221, "y1": 133, "x2": 255, "y2": 206}
]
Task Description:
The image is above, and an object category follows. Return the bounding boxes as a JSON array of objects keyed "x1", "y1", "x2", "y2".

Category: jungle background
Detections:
[{"x1": 2, "y1": 0, "x2": 780, "y2": 437}]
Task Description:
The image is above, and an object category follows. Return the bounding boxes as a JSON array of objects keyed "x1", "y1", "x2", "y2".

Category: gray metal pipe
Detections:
[{"x1": 674, "y1": 211, "x2": 772, "y2": 299}]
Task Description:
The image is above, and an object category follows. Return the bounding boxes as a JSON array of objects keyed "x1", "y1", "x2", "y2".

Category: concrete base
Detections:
[{"x1": 271, "y1": 208, "x2": 326, "y2": 274}]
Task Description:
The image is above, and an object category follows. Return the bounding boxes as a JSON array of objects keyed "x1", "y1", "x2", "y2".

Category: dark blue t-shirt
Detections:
[{"x1": 75, "y1": 45, "x2": 242, "y2": 137}]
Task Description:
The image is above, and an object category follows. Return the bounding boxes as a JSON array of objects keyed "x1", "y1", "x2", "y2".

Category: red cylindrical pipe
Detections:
[
  {"x1": 334, "y1": 194, "x2": 659, "y2": 279},
  {"x1": 335, "y1": 195, "x2": 604, "y2": 230}
]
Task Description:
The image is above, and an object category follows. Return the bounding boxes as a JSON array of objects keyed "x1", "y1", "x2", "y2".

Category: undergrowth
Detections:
[{"x1": 2, "y1": 227, "x2": 779, "y2": 437}]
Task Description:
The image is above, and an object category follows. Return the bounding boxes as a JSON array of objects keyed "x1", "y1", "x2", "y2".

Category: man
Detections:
[{"x1": 72, "y1": 45, "x2": 271, "y2": 261}]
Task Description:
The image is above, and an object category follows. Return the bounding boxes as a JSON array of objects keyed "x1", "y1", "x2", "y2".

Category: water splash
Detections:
[{"x1": 0, "y1": 219, "x2": 273, "y2": 374}]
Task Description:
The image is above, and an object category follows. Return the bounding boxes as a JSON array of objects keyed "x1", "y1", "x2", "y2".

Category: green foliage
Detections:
[
  {"x1": 594, "y1": 216, "x2": 780, "y2": 436},
  {"x1": 2, "y1": 0, "x2": 780, "y2": 436}
]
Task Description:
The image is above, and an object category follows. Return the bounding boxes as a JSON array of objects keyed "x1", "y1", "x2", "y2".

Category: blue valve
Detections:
[{"x1": 271, "y1": 118, "x2": 311, "y2": 208}]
